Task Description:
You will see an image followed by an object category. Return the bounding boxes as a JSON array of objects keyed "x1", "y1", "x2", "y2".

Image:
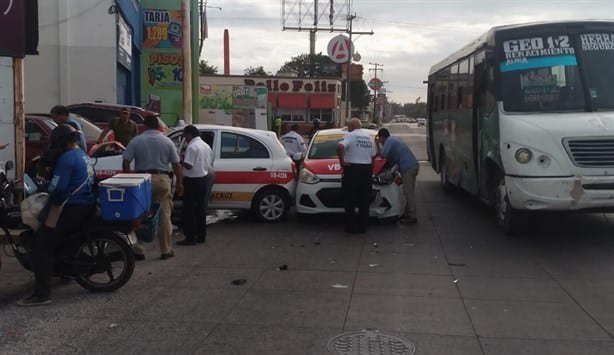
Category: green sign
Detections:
[{"x1": 141, "y1": 0, "x2": 183, "y2": 126}]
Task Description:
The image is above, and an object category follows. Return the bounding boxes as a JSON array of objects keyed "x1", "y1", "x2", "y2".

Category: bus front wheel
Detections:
[{"x1": 494, "y1": 177, "x2": 527, "y2": 235}]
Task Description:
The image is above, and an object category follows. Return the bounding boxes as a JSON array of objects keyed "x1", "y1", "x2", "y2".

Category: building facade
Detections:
[
  {"x1": 199, "y1": 75, "x2": 343, "y2": 131},
  {"x1": 24, "y1": 0, "x2": 142, "y2": 112}
]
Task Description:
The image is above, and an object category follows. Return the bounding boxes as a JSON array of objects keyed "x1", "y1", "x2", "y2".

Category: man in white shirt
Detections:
[
  {"x1": 337, "y1": 117, "x2": 376, "y2": 234},
  {"x1": 281, "y1": 124, "x2": 306, "y2": 176},
  {"x1": 178, "y1": 125, "x2": 213, "y2": 246}
]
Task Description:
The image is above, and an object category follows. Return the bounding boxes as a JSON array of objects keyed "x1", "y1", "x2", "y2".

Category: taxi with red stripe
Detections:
[
  {"x1": 296, "y1": 128, "x2": 403, "y2": 220},
  {"x1": 168, "y1": 124, "x2": 296, "y2": 222}
]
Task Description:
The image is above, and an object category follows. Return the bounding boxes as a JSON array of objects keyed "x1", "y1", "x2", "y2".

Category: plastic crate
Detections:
[{"x1": 136, "y1": 203, "x2": 161, "y2": 243}]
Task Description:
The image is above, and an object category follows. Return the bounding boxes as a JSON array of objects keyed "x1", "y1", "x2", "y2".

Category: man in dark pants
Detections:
[
  {"x1": 18, "y1": 124, "x2": 96, "y2": 306},
  {"x1": 337, "y1": 118, "x2": 376, "y2": 234},
  {"x1": 177, "y1": 125, "x2": 213, "y2": 245}
]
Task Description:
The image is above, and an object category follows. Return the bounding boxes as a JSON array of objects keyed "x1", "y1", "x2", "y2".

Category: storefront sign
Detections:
[
  {"x1": 117, "y1": 15, "x2": 132, "y2": 69},
  {"x1": 243, "y1": 78, "x2": 338, "y2": 94},
  {"x1": 143, "y1": 9, "x2": 183, "y2": 48},
  {"x1": 141, "y1": 1, "x2": 184, "y2": 126},
  {"x1": 0, "y1": 0, "x2": 25, "y2": 57}
]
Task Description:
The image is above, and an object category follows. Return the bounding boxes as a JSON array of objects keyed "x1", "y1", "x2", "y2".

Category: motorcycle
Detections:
[{"x1": 0, "y1": 161, "x2": 137, "y2": 292}]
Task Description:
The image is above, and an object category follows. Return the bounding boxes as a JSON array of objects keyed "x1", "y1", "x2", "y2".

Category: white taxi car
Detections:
[
  {"x1": 168, "y1": 124, "x2": 296, "y2": 222},
  {"x1": 296, "y1": 128, "x2": 402, "y2": 221}
]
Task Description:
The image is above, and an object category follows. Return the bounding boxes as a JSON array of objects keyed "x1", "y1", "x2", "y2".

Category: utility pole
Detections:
[
  {"x1": 344, "y1": 14, "x2": 373, "y2": 125},
  {"x1": 181, "y1": 0, "x2": 192, "y2": 124},
  {"x1": 369, "y1": 62, "x2": 383, "y2": 124}
]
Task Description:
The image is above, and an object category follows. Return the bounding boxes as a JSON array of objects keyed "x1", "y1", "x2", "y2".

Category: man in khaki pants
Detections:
[
  {"x1": 376, "y1": 128, "x2": 420, "y2": 224},
  {"x1": 122, "y1": 116, "x2": 183, "y2": 260}
]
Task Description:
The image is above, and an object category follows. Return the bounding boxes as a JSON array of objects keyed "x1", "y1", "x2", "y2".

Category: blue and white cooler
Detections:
[
  {"x1": 111, "y1": 173, "x2": 152, "y2": 208},
  {"x1": 99, "y1": 176, "x2": 151, "y2": 221}
]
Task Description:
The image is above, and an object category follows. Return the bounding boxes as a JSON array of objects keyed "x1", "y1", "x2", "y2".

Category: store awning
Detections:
[
  {"x1": 309, "y1": 94, "x2": 335, "y2": 109},
  {"x1": 277, "y1": 93, "x2": 307, "y2": 108}
]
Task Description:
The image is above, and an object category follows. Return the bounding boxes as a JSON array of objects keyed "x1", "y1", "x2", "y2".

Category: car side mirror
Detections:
[
  {"x1": 5, "y1": 161, "x2": 14, "y2": 171},
  {"x1": 293, "y1": 152, "x2": 303, "y2": 161}
]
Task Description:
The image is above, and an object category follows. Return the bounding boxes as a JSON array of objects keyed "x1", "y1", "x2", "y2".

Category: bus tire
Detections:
[
  {"x1": 439, "y1": 152, "x2": 454, "y2": 194},
  {"x1": 494, "y1": 177, "x2": 527, "y2": 235}
]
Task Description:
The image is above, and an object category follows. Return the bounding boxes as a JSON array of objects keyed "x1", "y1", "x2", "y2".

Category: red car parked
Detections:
[{"x1": 66, "y1": 103, "x2": 168, "y2": 133}]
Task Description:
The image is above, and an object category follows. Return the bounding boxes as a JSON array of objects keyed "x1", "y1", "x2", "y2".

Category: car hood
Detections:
[{"x1": 302, "y1": 158, "x2": 387, "y2": 175}]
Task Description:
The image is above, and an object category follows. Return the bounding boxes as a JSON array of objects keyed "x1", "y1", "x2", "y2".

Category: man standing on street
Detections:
[
  {"x1": 281, "y1": 124, "x2": 306, "y2": 176},
  {"x1": 122, "y1": 116, "x2": 183, "y2": 260},
  {"x1": 377, "y1": 128, "x2": 420, "y2": 224},
  {"x1": 50, "y1": 105, "x2": 87, "y2": 152},
  {"x1": 177, "y1": 125, "x2": 212, "y2": 246},
  {"x1": 337, "y1": 118, "x2": 376, "y2": 234},
  {"x1": 97, "y1": 108, "x2": 138, "y2": 146}
]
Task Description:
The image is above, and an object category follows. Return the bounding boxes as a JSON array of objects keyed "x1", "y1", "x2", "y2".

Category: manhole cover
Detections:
[{"x1": 327, "y1": 329, "x2": 416, "y2": 355}]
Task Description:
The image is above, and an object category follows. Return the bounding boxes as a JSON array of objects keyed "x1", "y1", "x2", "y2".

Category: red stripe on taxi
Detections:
[{"x1": 214, "y1": 171, "x2": 295, "y2": 185}]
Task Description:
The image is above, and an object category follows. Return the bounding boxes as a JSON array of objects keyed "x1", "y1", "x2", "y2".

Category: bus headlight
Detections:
[
  {"x1": 515, "y1": 148, "x2": 532, "y2": 164},
  {"x1": 300, "y1": 168, "x2": 320, "y2": 184}
]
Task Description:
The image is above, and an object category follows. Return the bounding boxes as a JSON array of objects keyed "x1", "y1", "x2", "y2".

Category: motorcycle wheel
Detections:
[{"x1": 73, "y1": 232, "x2": 135, "y2": 293}]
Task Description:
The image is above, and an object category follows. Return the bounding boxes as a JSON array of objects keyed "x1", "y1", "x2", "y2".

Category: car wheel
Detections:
[{"x1": 252, "y1": 188, "x2": 288, "y2": 222}]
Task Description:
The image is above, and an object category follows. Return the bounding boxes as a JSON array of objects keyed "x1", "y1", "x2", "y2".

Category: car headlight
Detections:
[
  {"x1": 299, "y1": 168, "x2": 320, "y2": 184},
  {"x1": 515, "y1": 148, "x2": 532, "y2": 164}
]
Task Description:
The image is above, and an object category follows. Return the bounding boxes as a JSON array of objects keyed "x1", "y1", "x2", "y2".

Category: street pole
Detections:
[
  {"x1": 191, "y1": 0, "x2": 199, "y2": 123},
  {"x1": 344, "y1": 14, "x2": 355, "y2": 126},
  {"x1": 13, "y1": 58, "x2": 25, "y2": 180},
  {"x1": 182, "y1": 0, "x2": 193, "y2": 124}
]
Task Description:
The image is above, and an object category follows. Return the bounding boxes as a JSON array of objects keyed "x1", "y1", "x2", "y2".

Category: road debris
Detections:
[
  {"x1": 277, "y1": 264, "x2": 288, "y2": 271},
  {"x1": 231, "y1": 279, "x2": 247, "y2": 286},
  {"x1": 331, "y1": 284, "x2": 349, "y2": 289}
]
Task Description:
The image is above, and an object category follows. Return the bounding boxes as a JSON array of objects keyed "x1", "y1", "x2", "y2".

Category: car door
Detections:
[{"x1": 210, "y1": 130, "x2": 273, "y2": 209}]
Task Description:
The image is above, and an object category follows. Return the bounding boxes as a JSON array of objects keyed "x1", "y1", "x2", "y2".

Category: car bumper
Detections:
[
  {"x1": 296, "y1": 180, "x2": 402, "y2": 218},
  {"x1": 506, "y1": 175, "x2": 614, "y2": 211}
]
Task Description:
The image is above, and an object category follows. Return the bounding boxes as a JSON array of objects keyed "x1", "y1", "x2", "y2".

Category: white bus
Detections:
[{"x1": 426, "y1": 20, "x2": 614, "y2": 233}]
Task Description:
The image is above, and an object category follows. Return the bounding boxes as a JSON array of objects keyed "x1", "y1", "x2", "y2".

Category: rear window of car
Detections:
[{"x1": 220, "y1": 132, "x2": 269, "y2": 159}]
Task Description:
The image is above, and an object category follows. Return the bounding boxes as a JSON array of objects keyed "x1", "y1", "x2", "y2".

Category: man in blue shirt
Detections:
[
  {"x1": 18, "y1": 124, "x2": 96, "y2": 307},
  {"x1": 50, "y1": 105, "x2": 87, "y2": 152},
  {"x1": 377, "y1": 128, "x2": 420, "y2": 224}
]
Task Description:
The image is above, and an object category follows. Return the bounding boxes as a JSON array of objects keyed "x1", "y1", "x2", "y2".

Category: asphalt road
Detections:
[{"x1": 2, "y1": 124, "x2": 614, "y2": 354}]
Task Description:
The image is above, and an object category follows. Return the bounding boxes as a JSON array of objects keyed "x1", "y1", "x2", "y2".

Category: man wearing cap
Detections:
[
  {"x1": 50, "y1": 105, "x2": 87, "y2": 152},
  {"x1": 177, "y1": 125, "x2": 213, "y2": 246},
  {"x1": 337, "y1": 117, "x2": 376, "y2": 234},
  {"x1": 97, "y1": 108, "x2": 138, "y2": 147},
  {"x1": 376, "y1": 128, "x2": 419, "y2": 224},
  {"x1": 122, "y1": 116, "x2": 183, "y2": 260}
]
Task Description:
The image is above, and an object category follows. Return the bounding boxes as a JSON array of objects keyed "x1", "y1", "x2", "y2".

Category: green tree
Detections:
[
  {"x1": 199, "y1": 60, "x2": 218, "y2": 75},
  {"x1": 348, "y1": 80, "x2": 371, "y2": 109},
  {"x1": 244, "y1": 66, "x2": 269, "y2": 76},
  {"x1": 278, "y1": 53, "x2": 340, "y2": 77}
]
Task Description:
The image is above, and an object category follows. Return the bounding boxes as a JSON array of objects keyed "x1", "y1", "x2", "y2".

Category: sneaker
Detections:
[
  {"x1": 17, "y1": 295, "x2": 52, "y2": 307},
  {"x1": 160, "y1": 251, "x2": 175, "y2": 260}
]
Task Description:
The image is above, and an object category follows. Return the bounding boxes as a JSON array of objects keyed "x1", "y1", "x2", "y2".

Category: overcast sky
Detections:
[{"x1": 200, "y1": 0, "x2": 614, "y2": 104}]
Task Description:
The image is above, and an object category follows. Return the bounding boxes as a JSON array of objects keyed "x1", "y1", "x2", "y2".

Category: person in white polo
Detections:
[
  {"x1": 177, "y1": 125, "x2": 213, "y2": 246},
  {"x1": 337, "y1": 118, "x2": 376, "y2": 234}
]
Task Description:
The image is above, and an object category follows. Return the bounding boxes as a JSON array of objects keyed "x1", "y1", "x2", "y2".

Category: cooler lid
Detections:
[
  {"x1": 113, "y1": 173, "x2": 152, "y2": 181},
  {"x1": 99, "y1": 177, "x2": 145, "y2": 187}
]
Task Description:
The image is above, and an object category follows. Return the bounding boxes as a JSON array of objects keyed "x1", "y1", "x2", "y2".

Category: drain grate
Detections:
[{"x1": 327, "y1": 329, "x2": 416, "y2": 355}]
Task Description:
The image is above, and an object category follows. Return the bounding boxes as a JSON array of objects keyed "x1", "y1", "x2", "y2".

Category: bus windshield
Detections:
[
  {"x1": 499, "y1": 34, "x2": 585, "y2": 112},
  {"x1": 578, "y1": 32, "x2": 614, "y2": 110},
  {"x1": 500, "y1": 31, "x2": 614, "y2": 112}
]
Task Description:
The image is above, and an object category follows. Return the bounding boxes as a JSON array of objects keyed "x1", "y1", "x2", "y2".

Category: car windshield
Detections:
[{"x1": 308, "y1": 134, "x2": 344, "y2": 159}]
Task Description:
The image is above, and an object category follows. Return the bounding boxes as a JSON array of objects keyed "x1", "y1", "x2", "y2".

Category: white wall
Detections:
[
  {"x1": 0, "y1": 58, "x2": 15, "y2": 171},
  {"x1": 24, "y1": 0, "x2": 117, "y2": 113}
]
